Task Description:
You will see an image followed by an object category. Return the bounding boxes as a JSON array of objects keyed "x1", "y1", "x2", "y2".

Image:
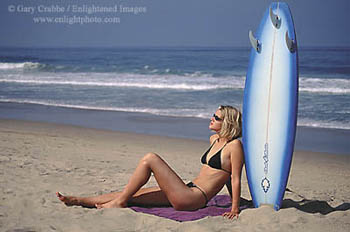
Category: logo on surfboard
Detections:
[
  {"x1": 262, "y1": 143, "x2": 270, "y2": 193},
  {"x1": 261, "y1": 177, "x2": 271, "y2": 193}
]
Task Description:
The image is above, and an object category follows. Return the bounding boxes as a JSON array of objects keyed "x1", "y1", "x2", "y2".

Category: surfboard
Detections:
[{"x1": 242, "y1": 2, "x2": 298, "y2": 210}]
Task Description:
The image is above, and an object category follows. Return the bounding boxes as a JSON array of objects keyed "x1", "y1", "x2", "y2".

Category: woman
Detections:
[{"x1": 57, "y1": 105, "x2": 244, "y2": 219}]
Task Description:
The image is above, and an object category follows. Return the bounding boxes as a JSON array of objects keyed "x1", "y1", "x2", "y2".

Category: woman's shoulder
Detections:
[
  {"x1": 226, "y1": 139, "x2": 243, "y2": 152},
  {"x1": 225, "y1": 139, "x2": 243, "y2": 164},
  {"x1": 229, "y1": 138, "x2": 242, "y2": 145}
]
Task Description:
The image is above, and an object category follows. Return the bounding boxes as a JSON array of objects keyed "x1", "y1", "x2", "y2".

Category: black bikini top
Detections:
[{"x1": 201, "y1": 139, "x2": 231, "y2": 173}]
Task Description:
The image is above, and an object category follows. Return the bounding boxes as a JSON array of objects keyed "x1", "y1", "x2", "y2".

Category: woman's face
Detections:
[{"x1": 209, "y1": 109, "x2": 223, "y2": 132}]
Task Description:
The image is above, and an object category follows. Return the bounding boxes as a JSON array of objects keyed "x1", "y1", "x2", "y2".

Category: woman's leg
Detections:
[
  {"x1": 96, "y1": 152, "x2": 205, "y2": 210},
  {"x1": 56, "y1": 191, "x2": 122, "y2": 208},
  {"x1": 56, "y1": 186, "x2": 170, "y2": 208}
]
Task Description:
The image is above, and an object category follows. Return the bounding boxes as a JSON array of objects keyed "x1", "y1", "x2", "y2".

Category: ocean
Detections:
[{"x1": 0, "y1": 46, "x2": 349, "y2": 131}]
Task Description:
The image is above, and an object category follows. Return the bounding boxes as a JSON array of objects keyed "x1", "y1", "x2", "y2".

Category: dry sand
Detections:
[{"x1": 1, "y1": 119, "x2": 349, "y2": 232}]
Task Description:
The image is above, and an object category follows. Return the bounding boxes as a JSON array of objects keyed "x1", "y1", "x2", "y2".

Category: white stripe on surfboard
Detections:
[{"x1": 263, "y1": 2, "x2": 280, "y2": 203}]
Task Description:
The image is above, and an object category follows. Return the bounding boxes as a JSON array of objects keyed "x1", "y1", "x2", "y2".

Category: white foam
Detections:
[
  {"x1": 297, "y1": 118, "x2": 350, "y2": 130},
  {"x1": 0, "y1": 72, "x2": 246, "y2": 91},
  {"x1": 0, "y1": 78, "x2": 234, "y2": 90},
  {"x1": 0, "y1": 62, "x2": 41, "y2": 70},
  {"x1": 299, "y1": 76, "x2": 350, "y2": 94},
  {"x1": 1, "y1": 68, "x2": 349, "y2": 94}
]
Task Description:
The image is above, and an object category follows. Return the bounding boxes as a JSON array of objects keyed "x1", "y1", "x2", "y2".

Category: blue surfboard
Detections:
[{"x1": 242, "y1": 2, "x2": 298, "y2": 210}]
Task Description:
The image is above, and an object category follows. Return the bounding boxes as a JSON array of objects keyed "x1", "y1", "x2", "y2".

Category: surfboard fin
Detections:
[
  {"x1": 285, "y1": 31, "x2": 296, "y2": 53},
  {"x1": 249, "y1": 30, "x2": 261, "y2": 53},
  {"x1": 269, "y1": 7, "x2": 281, "y2": 29}
]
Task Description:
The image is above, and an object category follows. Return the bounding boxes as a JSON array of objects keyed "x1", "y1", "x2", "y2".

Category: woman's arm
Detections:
[{"x1": 223, "y1": 140, "x2": 244, "y2": 219}]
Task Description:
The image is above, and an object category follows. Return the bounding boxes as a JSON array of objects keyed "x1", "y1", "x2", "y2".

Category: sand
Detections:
[{"x1": 0, "y1": 119, "x2": 349, "y2": 232}]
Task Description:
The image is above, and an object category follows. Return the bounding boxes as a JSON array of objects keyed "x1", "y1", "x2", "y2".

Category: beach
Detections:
[
  {"x1": 0, "y1": 45, "x2": 349, "y2": 231},
  {"x1": 1, "y1": 118, "x2": 349, "y2": 232}
]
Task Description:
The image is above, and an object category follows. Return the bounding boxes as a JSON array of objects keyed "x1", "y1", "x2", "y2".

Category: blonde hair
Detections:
[{"x1": 218, "y1": 105, "x2": 242, "y2": 140}]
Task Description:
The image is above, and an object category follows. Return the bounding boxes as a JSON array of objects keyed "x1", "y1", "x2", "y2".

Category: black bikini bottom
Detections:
[{"x1": 186, "y1": 182, "x2": 209, "y2": 204}]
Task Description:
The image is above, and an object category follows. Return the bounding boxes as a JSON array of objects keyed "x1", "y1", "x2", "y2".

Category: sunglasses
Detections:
[{"x1": 213, "y1": 114, "x2": 223, "y2": 121}]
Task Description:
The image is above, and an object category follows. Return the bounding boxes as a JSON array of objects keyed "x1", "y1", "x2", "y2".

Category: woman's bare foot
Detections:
[
  {"x1": 95, "y1": 198, "x2": 127, "y2": 209},
  {"x1": 56, "y1": 192, "x2": 81, "y2": 206}
]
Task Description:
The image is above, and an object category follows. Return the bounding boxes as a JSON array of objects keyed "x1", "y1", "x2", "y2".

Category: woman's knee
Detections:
[{"x1": 141, "y1": 152, "x2": 161, "y2": 165}]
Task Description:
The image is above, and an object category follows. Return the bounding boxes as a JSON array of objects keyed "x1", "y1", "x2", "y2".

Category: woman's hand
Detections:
[{"x1": 222, "y1": 207, "x2": 240, "y2": 220}]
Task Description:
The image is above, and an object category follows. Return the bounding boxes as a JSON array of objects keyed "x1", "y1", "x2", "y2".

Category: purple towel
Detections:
[{"x1": 130, "y1": 195, "x2": 248, "y2": 222}]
